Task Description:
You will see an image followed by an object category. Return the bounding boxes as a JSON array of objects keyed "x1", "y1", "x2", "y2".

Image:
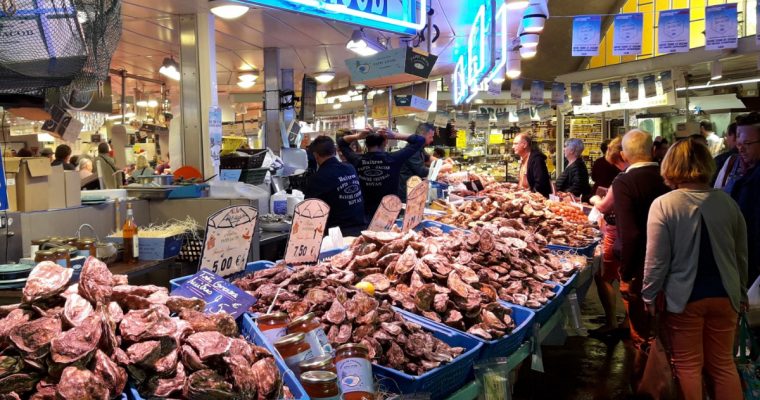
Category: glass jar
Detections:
[
  {"x1": 76, "y1": 239, "x2": 96, "y2": 258},
  {"x1": 301, "y1": 370, "x2": 341, "y2": 400},
  {"x1": 34, "y1": 250, "x2": 56, "y2": 263},
  {"x1": 299, "y1": 355, "x2": 337, "y2": 374},
  {"x1": 52, "y1": 247, "x2": 71, "y2": 268},
  {"x1": 335, "y1": 343, "x2": 375, "y2": 400},
  {"x1": 274, "y1": 332, "x2": 313, "y2": 375},
  {"x1": 30, "y1": 238, "x2": 50, "y2": 255},
  {"x1": 64, "y1": 237, "x2": 79, "y2": 246},
  {"x1": 257, "y1": 312, "x2": 290, "y2": 344},
  {"x1": 287, "y1": 312, "x2": 332, "y2": 357}
]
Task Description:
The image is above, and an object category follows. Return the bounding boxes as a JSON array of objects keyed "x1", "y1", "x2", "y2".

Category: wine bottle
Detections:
[{"x1": 123, "y1": 202, "x2": 139, "y2": 263}]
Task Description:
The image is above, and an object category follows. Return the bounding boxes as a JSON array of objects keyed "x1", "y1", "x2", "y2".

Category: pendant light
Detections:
[
  {"x1": 315, "y1": 71, "x2": 336, "y2": 83},
  {"x1": 523, "y1": 0, "x2": 549, "y2": 33},
  {"x1": 346, "y1": 29, "x2": 385, "y2": 56},
  {"x1": 209, "y1": 1, "x2": 249, "y2": 20},
  {"x1": 159, "y1": 57, "x2": 180, "y2": 81}
]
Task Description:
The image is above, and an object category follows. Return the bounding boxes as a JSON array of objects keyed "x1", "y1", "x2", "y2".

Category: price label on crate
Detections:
[
  {"x1": 368, "y1": 195, "x2": 402, "y2": 232},
  {"x1": 199, "y1": 205, "x2": 258, "y2": 277},
  {"x1": 402, "y1": 179, "x2": 429, "y2": 233},
  {"x1": 285, "y1": 199, "x2": 330, "y2": 264},
  {"x1": 171, "y1": 270, "x2": 256, "y2": 319}
]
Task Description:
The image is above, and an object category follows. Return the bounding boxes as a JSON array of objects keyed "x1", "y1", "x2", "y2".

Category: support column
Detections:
[
  {"x1": 178, "y1": 13, "x2": 218, "y2": 178},
  {"x1": 556, "y1": 109, "x2": 565, "y2": 176},
  {"x1": 281, "y1": 68, "x2": 295, "y2": 147},
  {"x1": 264, "y1": 48, "x2": 282, "y2": 150}
]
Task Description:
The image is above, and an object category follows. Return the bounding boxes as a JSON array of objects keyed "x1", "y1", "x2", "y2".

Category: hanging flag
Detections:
[
  {"x1": 571, "y1": 83, "x2": 584, "y2": 105},
  {"x1": 536, "y1": 105, "x2": 553, "y2": 121},
  {"x1": 475, "y1": 113, "x2": 490, "y2": 129},
  {"x1": 510, "y1": 79, "x2": 523, "y2": 100},
  {"x1": 658, "y1": 9, "x2": 690, "y2": 54},
  {"x1": 643, "y1": 75, "x2": 657, "y2": 98},
  {"x1": 551, "y1": 82, "x2": 566, "y2": 105},
  {"x1": 609, "y1": 81, "x2": 621, "y2": 104},
  {"x1": 627, "y1": 78, "x2": 640, "y2": 102},
  {"x1": 590, "y1": 83, "x2": 603, "y2": 105},
  {"x1": 495, "y1": 111, "x2": 510, "y2": 129},
  {"x1": 455, "y1": 112, "x2": 469, "y2": 130},
  {"x1": 613, "y1": 13, "x2": 643, "y2": 56},
  {"x1": 705, "y1": 4, "x2": 738, "y2": 51},
  {"x1": 660, "y1": 71, "x2": 674, "y2": 93},
  {"x1": 516, "y1": 108, "x2": 532, "y2": 126},
  {"x1": 572, "y1": 15, "x2": 602, "y2": 56},
  {"x1": 530, "y1": 81, "x2": 544, "y2": 104},
  {"x1": 488, "y1": 80, "x2": 503, "y2": 96},
  {"x1": 434, "y1": 110, "x2": 450, "y2": 128}
]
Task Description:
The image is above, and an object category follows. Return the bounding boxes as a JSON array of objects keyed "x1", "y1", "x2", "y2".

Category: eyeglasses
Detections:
[{"x1": 737, "y1": 140, "x2": 760, "y2": 148}]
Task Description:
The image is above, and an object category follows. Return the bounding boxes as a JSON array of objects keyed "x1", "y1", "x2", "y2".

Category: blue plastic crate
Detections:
[
  {"x1": 168, "y1": 183, "x2": 208, "y2": 199},
  {"x1": 531, "y1": 283, "x2": 566, "y2": 326},
  {"x1": 169, "y1": 260, "x2": 275, "y2": 291},
  {"x1": 546, "y1": 239, "x2": 600, "y2": 259},
  {"x1": 124, "y1": 383, "x2": 141, "y2": 400}
]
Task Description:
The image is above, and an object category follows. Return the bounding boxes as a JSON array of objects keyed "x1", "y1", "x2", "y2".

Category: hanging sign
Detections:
[
  {"x1": 368, "y1": 195, "x2": 403, "y2": 232},
  {"x1": 517, "y1": 109, "x2": 532, "y2": 126},
  {"x1": 660, "y1": 71, "x2": 674, "y2": 93},
  {"x1": 590, "y1": 83, "x2": 603, "y2": 105},
  {"x1": 433, "y1": 110, "x2": 450, "y2": 128},
  {"x1": 536, "y1": 105, "x2": 553, "y2": 121},
  {"x1": 199, "y1": 206, "x2": 258, "y2": 277},
  {"x1": 571, "y1": 83, "x2": 584, "y2": 105},
  {"x1": 454, "y1": 112, "x2": 469, "y2": 130},
  {"x1": 510, "y1": 79, "x2": 524, "y2": 100},
  {"x1": 171, "y1": 270, "x2": 256, "y2": 319},
  {"x1": 455, "y1": 130, "x2": 467, "y2": 149},
  {"x1": 551, "y1": 82, "x2": 566, "y2": 105},
  {"x1": 609, "y1": 81, "x2": 621, "y2": 104},
  {"x1": 475, "y1": 113, "x2": 490, "y2": 129},
  {"x1": 402, "y1": 179, "x2": 429, "y2": 232},
  {"x1": 643, "y1": 75, "x2": 657, "y2": 98},
  {"x1": 451, "y1": 1, "x2": 496, "y2": 104},
  {"x1": 284, "y1": 199, "x2": 330, "y2": 265},
  {"x1": 658, "y1": 9, "x2": 690, "y2": 54},
  {"x1": 530, "y1": 81, "x2": 545, "y2": 104},
  {"x1": 572, "y1": 15, "x2": 602, "y2": 56},
  {"x1": 705, "y1": 4, "x2": 738, "y2": 51},
  {"x1": 627, "y1": 78, "x2": 640, "y2": 102},
  {"x1": 613, "y1": 13, "x2": 643, "y2": 56},
  {"x1": 495, "y1": 111, "x2": 510, "y2": 129},
  {"x1": 487, "y1": 80, "x2": 503, "y2": 96}
]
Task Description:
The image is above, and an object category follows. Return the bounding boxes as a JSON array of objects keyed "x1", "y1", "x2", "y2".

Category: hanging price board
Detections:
[
  {"x1": 368, "y1": 195, "x2": 403, "y2": 232},
  {"x1": 402, "y1": 179, "x2": 429, "y2": 232},
  {"x1": 284, "y1": 199, "x2": 330, "y2": 264},
  {"x1": 199, "y1": 205, "x2": 258, "y2": 277}
]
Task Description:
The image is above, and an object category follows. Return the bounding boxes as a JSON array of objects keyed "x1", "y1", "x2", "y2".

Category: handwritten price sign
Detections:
[
  {"x1": 285, "y1": 199, "x2": 330, "y2": 264},
  {"x1": 368, "y1": 195, "x2": 402, "y2": 232},
  {"x1": 199, "y1": 205, "x2": 258, "y2": 277},
  {"x1": 402, "y1": 179, "x2": 429, "y2": 232}
]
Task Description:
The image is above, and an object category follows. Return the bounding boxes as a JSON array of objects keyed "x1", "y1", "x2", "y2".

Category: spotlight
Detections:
[
  {"x1": 314, "y1": 71, "x2": 335, "y2": 83},
  {"x1": 237, "y1": 80, "x2": 255, "y2": 89},
  {"x1": 711, "y1": 61, "x2": 722, "y2": 80},
  {"x1": 520, "y1": 31, "x2": 540, "y2": 48},
  {"x1": 136, "y1": 100, "x2": 149, "y2": 107},
  {"x1": 523, "y1": 0, "x2": 548, "y2": 33},
  {"x1": 332, "y1": 99, "x2": 342, "y2": 109},
  {"x1": 520, "y1": 46, "x2": 537, "y2": 59},
  {"x1": 159, "y1": 57, "x2": 181, "y2": 81},
  {"x1": 209, "y1": 1, "x2": 249, "y2": 19},
  {"x1": 147, "y1": 100, "x2": 159, "y2": 108},
  {"x1": 238, "y1": 69, "x2": 259, "y2": 82},
  {"x1": 346, "y1": 29, "x2": 385, "y2": 56}
]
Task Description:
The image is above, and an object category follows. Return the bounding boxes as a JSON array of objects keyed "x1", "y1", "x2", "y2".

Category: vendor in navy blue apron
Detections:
[{"x1": 304, "y1": 136, "x2": 367, "y2": 237}]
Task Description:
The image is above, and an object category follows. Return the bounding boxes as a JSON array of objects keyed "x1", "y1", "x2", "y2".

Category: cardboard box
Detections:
[
  {"x1": 106, "y1": 234, "x2": 184, "y2": 260},
  {"x1": 346, "y1": 47, "x2": 437, "y2": 87},
  {"x1": 5, "y1": 157, "x2": 51, "y2": 212},
  {"x1": 4, "y1": 158, "x2": 19, "y2": 212},
  {"x1": 49, "y1": 165, "x2": 66, "y2": 209},
  {"x1": 64, "y1": 170, "x2": 81, "y2": 208}
]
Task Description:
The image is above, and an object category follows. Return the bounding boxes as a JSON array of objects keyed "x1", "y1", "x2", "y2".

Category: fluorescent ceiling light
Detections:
[
  {"x1": 238, "y1": 69, "x2": 259, "y2": 82},
  {"x1": 676, "y1": 77, "x2": 760, "y2": 91},
  {"x1": 147, "y1": 100, "x2": 159, "y2": 108},
  {"x1": 314, "y1": 71, "x2": 335, "y2": 83},
  {"x1": 506, "y1": 0, "x2": 529, "y2": 10},
  {"x1": 237, "y1": 80, "x2": 255, "y2": 89},
  {"x1": 346, "y1": 29, "x2": 385, "y2": 56},
  {"x1": 210, "y1": 1, "x2": 249, "y2": 19},
  {"x1": 523, "y1": 0, "x2": 548, "y2": 33},
  {"x1": 332, "y1": 102, "x2": 342, "y2": 110},
  {"x1": 711, "y1": 61, "x2": 722, "y2": 80},
  {"x1": 136, "y1": 100, "x2": 149, "y2": 107},
  {"x1": 159, "y1": 57, "x2": 180, "y2": 81}
]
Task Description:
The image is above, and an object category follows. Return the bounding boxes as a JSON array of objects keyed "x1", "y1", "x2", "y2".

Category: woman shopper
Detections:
[
  {"x1": 555, "y1": 138, "x2": 591, "y2": 201},
  {"x1": 643, "y1": 138, "x2": 747, "y2": 400}
]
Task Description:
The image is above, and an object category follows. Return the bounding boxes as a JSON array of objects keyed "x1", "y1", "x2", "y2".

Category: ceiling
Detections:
[{"x1": 111, "y1": 0, "x2": 625, "y2": 100}]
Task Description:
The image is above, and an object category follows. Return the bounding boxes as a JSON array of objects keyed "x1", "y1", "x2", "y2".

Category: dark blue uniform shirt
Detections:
[{"x1": 304, "y1": 157, "x2": 366, "y2": 236}]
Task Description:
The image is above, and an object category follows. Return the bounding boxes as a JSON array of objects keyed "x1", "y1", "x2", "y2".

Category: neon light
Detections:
[
  {"x1": 453, "y1": 55, "x2": 467, "y2": 105},
  {"x1": 486, "y1": 3, "x2": 508, "y2": 84},
  {"x1": 467, "y1": 5, "x2": 487, "y2": 89}
]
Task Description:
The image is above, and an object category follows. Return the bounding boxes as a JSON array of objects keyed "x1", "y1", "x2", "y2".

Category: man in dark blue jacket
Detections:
[
  {"x1": 338, "y1": 128, "x2": 425, "y2": 218},
  {"x1": 304, "y1": 136, "x2": 366, "y2": 236},
  {"x1": 398, "y1": 123, "x2": 451, "y2": 201},
  {"x1": 732, "y1": 114, "x2": 760, "y2": 282}
]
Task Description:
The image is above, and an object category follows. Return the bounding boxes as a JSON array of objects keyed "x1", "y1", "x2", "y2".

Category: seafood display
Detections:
[
  {"x1": 233, "y1": 265, "x2": 467, "y2": 375},
  {"x1": 430, "y1": 183, "x2": 599, "y2": 247},
  {"x1": 0, "y1": 259, "x2": 285, "y2": 400}
]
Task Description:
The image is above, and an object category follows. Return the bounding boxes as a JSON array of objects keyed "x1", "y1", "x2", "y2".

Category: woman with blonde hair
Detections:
[
  {"x1": 131, "y1": 155, "x2": 153, "y2": 179},
  {"x1": 643, "y1": 138, "x2": 746, "y2": 400}
]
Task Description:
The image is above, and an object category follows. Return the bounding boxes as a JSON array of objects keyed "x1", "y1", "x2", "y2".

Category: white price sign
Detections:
[
  {"x1": 369, "y1": 195, "x2": 403, "y2": 232},
  {"x1": 199, "y1": 205, "x2": 258, "y2": 277},
  {"x1": 402, "y1": 180, "x2": 429, "y2": 233},
  {"x1": 285, "y1": 199, "x2": 330, "y2": 264}
]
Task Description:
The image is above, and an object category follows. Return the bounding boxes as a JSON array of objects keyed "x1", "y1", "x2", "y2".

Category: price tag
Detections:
[
  {"x1": 171, "y1": 270, "x2": 256, "y2": 319},
  {"x1": 199, "y1": 205, "x2": 258, "y2": 277},
  {"x1": 368, "y1": 195, "x2": 402, "y2": 232},
  {"x1": 402, "y1": 179, "x2": 429, "y2": 232},
  {"x1": 285, "y1": 199, "x2": 330, "y2": 264}
]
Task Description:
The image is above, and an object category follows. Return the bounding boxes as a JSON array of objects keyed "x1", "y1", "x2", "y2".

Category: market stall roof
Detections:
[{"x1": 111, "y1": 0, "x2": 625, "y2": 96}]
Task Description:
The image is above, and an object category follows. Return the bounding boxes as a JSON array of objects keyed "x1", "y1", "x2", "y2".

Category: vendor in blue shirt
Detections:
[
  {"x1": 304, "y1": 136, "x2": 367, "y2": 237},
  {"x1": 338, "y1": 127, "x2": 425, "y2": 218},
  {"x1": 398, "y1": 123, "x2": 452, "y2": 201}
]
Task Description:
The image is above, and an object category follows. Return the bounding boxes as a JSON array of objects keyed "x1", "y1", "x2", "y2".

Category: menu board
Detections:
[
  {"x1": 199, "y1": 205, "x2": 258, "y2": 277},
  {"x1": 171, "y1": 270, "x2": 256, "y2": 319},
  {"x1": 368, "y1": 195, "x2": 403, "y2": 232},
  {"x1": 284, "y1": 199, "x2": 330, "y2": 264},
  {"x1": 402, "y1": 180, "x2": 429, "y2": 232}
]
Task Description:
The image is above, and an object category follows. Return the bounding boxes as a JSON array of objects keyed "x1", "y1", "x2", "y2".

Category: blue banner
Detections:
[
  {"x1": 572, "y1": 15, "x2": 601, "y2": 56},
  {"x1": 571, "y1": 83, "x2": 584, "y2": 105},
  {"x1": 705, "y1": 4, "x2": 738, "y2": 50},
  {"x1": 658, "y1": 9, "x2": 690, "y2": 54},
  {"x1": 627, "y1": 78, "x2": 640, "y2": 102},
  {"x1": 551, "y1": 82, "x2": 566, "y2": 105},
  {"x1": 609, "y1": 81, "x2": 621, "y2": 104},
  {"x1": 171, "y1": 270, "x2": 257, "y2": 319},
  {"x1": 511, "y1": 79, "x2": 524, "y2": 100},
  {"x1": 613, "y1": 13, "x2": 643, "y2": 56},
  {"x1": 530, "y1": 81, "x2": 544, "y2": 104}
]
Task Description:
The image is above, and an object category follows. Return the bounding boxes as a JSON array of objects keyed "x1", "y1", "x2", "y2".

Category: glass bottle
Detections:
[
  {"x1": 274, "y1": 332, "x2": 313, "y2": 376},
  {"x1": 300, "y1": 370, "x2": 341, "y2": 400},
  {"x1": 299, "y1": 355, "x2": 337, "y2": 374},
  {"x1": 287, "y1": 312, "x2": 332, "y2": 357},
  {"x1": 335, "y1": 343, "x2": 375, "y2": 400},
  {"x1": 256, "y1": 312, "x2": 290, "y2": 344},
  {"x1": 122, "y1": 202, "x2": 139, "y2": 263}
]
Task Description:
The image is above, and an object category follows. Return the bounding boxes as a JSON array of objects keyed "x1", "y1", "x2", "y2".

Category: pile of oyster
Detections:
[
  {"x1": 234, "y1": 266, "x2": 467, "y2": 375},
  {"x1": 432, "y1": 183, "x2": 599, "y2": 247},
  {"x1": 0, "y1": 259, "x2": 284, "y2": 399}
]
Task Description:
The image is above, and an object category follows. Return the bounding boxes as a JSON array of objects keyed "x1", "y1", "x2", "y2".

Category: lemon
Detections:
[{"x1": 355, "y1": 281, "x2": 375, "y2": 296}]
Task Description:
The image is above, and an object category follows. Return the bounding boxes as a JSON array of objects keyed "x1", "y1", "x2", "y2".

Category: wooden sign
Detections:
[
  {"x1": 199, "y1": 205, "x2": 258, "y2": 277},
  {"x1": 285, "y1": 199, "x2": 330, "y2": 264},
  {"x1": 402, "y1": 180, "x2": 429, "y2": 232},
  {"x1": 368, "y1": 195, "x2": 403, "y2": 232}
]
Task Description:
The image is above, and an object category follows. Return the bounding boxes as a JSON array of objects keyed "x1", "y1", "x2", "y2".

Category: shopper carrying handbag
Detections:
[
  {"x1": 643, "y1": 138, "x2": 747, "y2": 400},
  {"x1": 639, "y1": 294, "x2": 681, "y2": 400}
]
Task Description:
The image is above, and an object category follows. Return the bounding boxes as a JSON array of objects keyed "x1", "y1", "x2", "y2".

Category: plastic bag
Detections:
[
  {"x1": 474, "y1": 358, "x2": 511, "y2": 400},
  {"x1": 747, "y1": 275, "x2": 760, "y2": 327},
  {"x1": 588, "y1": 207, "x2": 602, "y2": 224}
]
